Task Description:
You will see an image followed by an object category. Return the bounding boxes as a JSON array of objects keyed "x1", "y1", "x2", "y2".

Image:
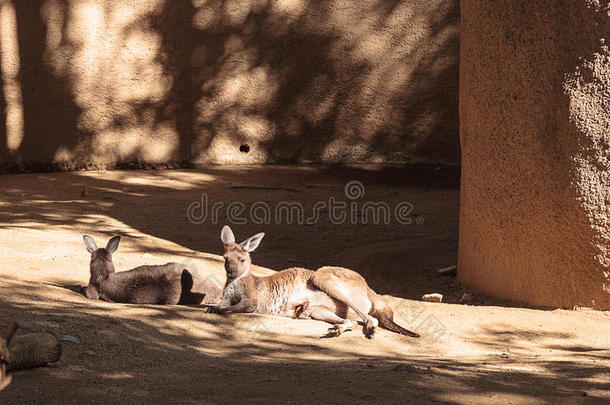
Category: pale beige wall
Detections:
[
  {"x1": 459, "y1": 1, "x2": 610, "y2": 309},
  {"x1": 0, "y1": 0, "x2": 459, "y2": 171}
]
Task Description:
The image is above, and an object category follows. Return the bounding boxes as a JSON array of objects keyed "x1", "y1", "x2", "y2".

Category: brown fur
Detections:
[
  {"x1": 216, "y1": 226, "x2": 420, "y2": 338},
  {"x1": 0, "y1": 322, "x2": 18, "y2": 391}
]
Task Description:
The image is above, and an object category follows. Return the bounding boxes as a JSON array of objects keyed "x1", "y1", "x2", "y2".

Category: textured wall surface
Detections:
[
  {"x1": 459, "y1": 1, "x2": 610, "y2": 309},
  {"x1": 0, "y1": 0, "x2": 459, "y2": 170}
]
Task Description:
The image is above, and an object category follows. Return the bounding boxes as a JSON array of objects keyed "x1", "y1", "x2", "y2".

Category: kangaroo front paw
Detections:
[
  {"x1": 84, "y1": 284, "x2": 100, "y2": 300},
  {"x1": 323, "y1": 325, "x2": 343, "y2": 338}
]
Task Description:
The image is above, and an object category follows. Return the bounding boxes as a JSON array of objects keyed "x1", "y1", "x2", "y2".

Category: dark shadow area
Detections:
[
  {"x1": 178, "y1": 269, "x2": 207, "y2": 305},
  {"x1": 150, "y1": 0, "x2": 200, "y2": 165},
  {"x1": 378, "y1": 1, "x2": 460, "y2": 163},
  {"x1": 0, "y1": 280, "x2": 608, "y2": 404},
  {"x1": 11, "y1": 0, "x2": 82, "y2": 171},
  {"x1": 464, "y1": 326, "x2": 610, "y2": 385}
]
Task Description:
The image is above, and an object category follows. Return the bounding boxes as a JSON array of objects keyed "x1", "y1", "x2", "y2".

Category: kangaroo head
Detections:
[
  {"x1": 0, "y1": 322, "x2": 17, "y2": 391},
  {"x1": 220, "y1": 226, "x2": 265, "y2": 280},
  {"x1": 83, "y1": 235, "x2": 120, "y2": 285}
]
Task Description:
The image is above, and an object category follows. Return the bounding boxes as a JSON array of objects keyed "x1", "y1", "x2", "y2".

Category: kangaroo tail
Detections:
[
  {"x1": 377, "y1": 314, "x2": 420, "y2": 338},
  {"x1": 372, "y1": 299, "x2": 420, "y2": 338}
]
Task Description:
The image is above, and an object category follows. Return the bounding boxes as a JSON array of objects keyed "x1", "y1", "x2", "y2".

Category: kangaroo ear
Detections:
[
  {"x1": 241, "y1": 232, "x2": 265, "y2": 253},
  {"x1": 83, "y1": 235, "x2": 98, "y2": 253},
  {"x1": 5, "y1": 322, "x2": 17, "y2": 345},
  {"x1": 106, "y1": 236, "x2": 121, "y2": 254},
  {"x1": 221, "y1": 225, "x2": 235, "y2": 245}
]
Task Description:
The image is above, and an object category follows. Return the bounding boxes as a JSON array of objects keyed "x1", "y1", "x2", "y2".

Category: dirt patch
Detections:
[{"x1": 0, "y1": 167, "x2": 608, "y2": 404}]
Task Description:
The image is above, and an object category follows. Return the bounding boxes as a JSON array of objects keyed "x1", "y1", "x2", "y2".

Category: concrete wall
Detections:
[
  {"x1": 459, "y1": 1, "x2": 610, "y2": 309},
  {"x1": 0, "y1": 0, "x2": 459, "y2": 171}
]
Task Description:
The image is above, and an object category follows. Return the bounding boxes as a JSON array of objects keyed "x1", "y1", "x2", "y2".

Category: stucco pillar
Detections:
[{"x1": 459, "y1": 1, "x2": 610, "y2": 309}]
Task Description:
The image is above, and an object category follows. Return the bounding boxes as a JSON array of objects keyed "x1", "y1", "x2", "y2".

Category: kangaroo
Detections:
[
  {"x1": 83, "y1": 235, "x2": 222, "y2": 305},
  {"x1": 215, "y1": 226, "x2": 420, "y2": 339},
  {"x1": 0, "y1": 322, "x2": 17, "y2": 391}
]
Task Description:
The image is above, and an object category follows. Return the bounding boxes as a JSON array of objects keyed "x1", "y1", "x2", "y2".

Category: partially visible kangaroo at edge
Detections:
[
  {"x1": 214, "y1": 226, "x2": 420, "y2": 339},
  {"x1": 83, "y1": 235, "x2": 222, "y2": 305},
  {"x1": 0, "y1": 322, "x2": 17, "y2": 391}
]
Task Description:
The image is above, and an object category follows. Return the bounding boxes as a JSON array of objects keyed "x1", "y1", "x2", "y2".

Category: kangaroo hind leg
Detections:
[
  {"x1": 311, "y1": 267, "x2": 378, "y2": 338},
  {"x1": 307, "y1": 305, "x2": 357, "y2": 337}
]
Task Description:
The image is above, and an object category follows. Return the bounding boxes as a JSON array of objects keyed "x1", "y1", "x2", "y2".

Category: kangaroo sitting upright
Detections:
[
  {"x1": 215, "y1": 226, "x2": 420, "y2": 339},
  {"x1": 83, "y1": 235, "x2": 222, "y2": 305}
]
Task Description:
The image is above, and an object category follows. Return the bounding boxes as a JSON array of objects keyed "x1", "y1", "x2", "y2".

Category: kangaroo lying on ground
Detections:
[
  {"x1": 83, "y1": 235, "x2": 222, "y2": 305},
  {"x1": 0, "y1": 322, "x2": 17, "y2": 391},
  {"x1": 214, "y1": 226, "x2": 420, "y2": 338}
]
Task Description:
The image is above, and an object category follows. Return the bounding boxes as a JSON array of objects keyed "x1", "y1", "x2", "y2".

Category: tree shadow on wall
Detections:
[
  {"x1": 2, "y1": 0, "x2": 460, "y2": 169},
  {"x1": 144, "y1": 0, "x2": 461, "y2": 164},
  {"x1": 9, "y1": 0, "x2": 82, "y2": 171}
]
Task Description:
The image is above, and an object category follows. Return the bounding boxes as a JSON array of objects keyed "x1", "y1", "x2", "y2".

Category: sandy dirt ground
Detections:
[{"x1": 0, "y1": 166, "x2": 608, "y2": 404}]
